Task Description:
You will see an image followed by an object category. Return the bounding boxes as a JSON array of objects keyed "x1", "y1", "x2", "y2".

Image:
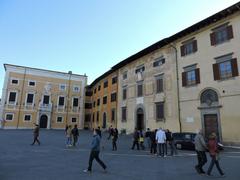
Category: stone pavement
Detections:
[{"x1": 0, "y1": 130, "x2": 240, "y2": 180}]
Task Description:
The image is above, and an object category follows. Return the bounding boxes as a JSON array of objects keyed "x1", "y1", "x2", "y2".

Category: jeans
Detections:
[
  {"x1": 87, "y1": 150, "x2": 106, "y2": 171},
  {"x1": 207, "y1": 155, "x2": 224, "y2": 175},
  {"x1": 73, "y1": 136, "x2": 78, "y2": 146},
  {"x1": 196, "y1": 151, "x2": 207, "y2": 173},
  {"x1": 158, "y1": 143, "x2": 165, "y2": 156},
  {"x1": 131, "y1": 140, "x2": 139, "y2": 150},
  {"x1": 32, "y1": 135, "x2": 40, "y2": 145},
  {"x1": 66, "y1": 137, "x2": 72, "y2": 146},
  {"x1": 150, "y1": 142, "x2": 157, "y2": 154}
]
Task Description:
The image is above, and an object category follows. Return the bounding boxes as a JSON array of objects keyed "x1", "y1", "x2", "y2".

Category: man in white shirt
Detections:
[{"x1": 156, "y1": 128, "x2": 166, "y2": 157}]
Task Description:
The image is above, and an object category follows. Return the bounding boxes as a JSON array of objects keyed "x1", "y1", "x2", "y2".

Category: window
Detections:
[
  {"x1": 97, "y1": 111, "x2": 99, "y2": 122},
  {"x1": 156, "y1": 102, "x2": 164, "y2": 121},
  {"x1": 43, "y1": 95, "x2": 50, "y2": 104},
  {"x1": 111, "y1": 92, "x2": 117, "y2": 102},
  {"x1": 5, "y1": 113, "x2": 13, "y2": 121},
  {"x1": 137, "y1": 82, "x2": 143, "y2": 97},
  {"x1": 57, "y1": 116, "x2": 63, "y2": 123},
  {"x1": 85, "y1": 90, "x2": 93, "y2": 96},
  {"x1": 123, "y1": 71, "x2": 127, "y2": 80},
  {"x1": 122, "y1": 87, "x2": 127, "y2": 100},
  {"x1": 122, "y1": 107, "x2": 127, "y2": 122},
  {"x1": 24, "y1": 115, "x2": 31, "y2": 121},
  {"x1": 28, "y1": 81, "x2": 35, "y2": 86},
  {"x1": 210, "y1": 24, "x2": 233, "y2": 46},
  {"x1": 58, "y1": 96, "x2": 65, "y2": 106},
  {"x1": 104, "y1": 81, "x2": 108, "y2": 88},
  {"x1": 182, "y1": 65, "x2": 200, "y2": 87},
  {"x1": 111, "y1": 109, "x2": 115, "y2": 122},
  {"x1": 59, "y1": 84, "x2": 66, "y2": 91},
  {"x1": 213, "y1": 58, "x2": 239, "y2": 80},
  {"x1": 103, "y1": 96, "x2": 107, "y2": 104},
  {"x1": 135, "y1": 65, "x2": 145, "y2": 74},
  {"x1": 94, "y1": 88, "x2": 97, "y2": 94},
  {"x1": 85, "y1": 103, "x2": 92, "y2": 109},
  {"x1": 26, "y1": 93, "x2": 34, "y2": 104},
  {"x1": 73, "y1": 98, "x2": 79, "y2": 107},
  {"x1": 98, "y1": 85, "x2": 101, "y2": 91},
  {"x1": 92, "y1": 113, "x2": 95, "y2": 122},
  {"x1": 180, "y1": 40, "x2": 197, "y2": 56},
  {"x1": 112, "y1": 76, "x2": 117, "y2": 84},
  {"x1": 97, "y1": 98, "x2": 100, "y2": 106},
  {"x1": 156, "y1": 75, "x2": 163, "y2": 93},
  {"x1": 93, "y1": 101, "x2": 96, "y2": 107},
  {"x1": 153, "y1": 57, "x2": 165, "y2": 67},
  {"x1": 8, "y1": 92, "x2": 17, "y2": 104},
  {"x1": 73, "y1": 85, "x2": 80, "y2": 92},
  {"x1": 11, "y1": 79, "x2": 18, "y2": 85},
  {"x1": 85, "y1": 114, "x2": 91, "y2": 122},
  {"x1": 72, "y1": 117, "x2": 77, "y2": 123}
]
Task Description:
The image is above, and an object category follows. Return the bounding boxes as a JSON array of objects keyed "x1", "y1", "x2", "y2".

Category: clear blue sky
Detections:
[{"x1": 0, "y1": 0, "x2": 239, "y2": 96}]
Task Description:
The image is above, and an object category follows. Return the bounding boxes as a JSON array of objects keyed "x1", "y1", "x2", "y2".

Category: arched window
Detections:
[{"x1": 200, "y1": 89, "x2": 218, "y2": 105}]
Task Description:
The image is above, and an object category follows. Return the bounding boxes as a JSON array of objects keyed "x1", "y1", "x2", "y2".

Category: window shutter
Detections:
[
  {"x1": 182, "y1": 72, "x2": 187, "y2": 87},
  {"x1": 180, "y1": 45, "x2": 185, "y2": 56},
  {"x1": 227, "y1": 25, "x2": 234, "y2": 40},
  {"x1": 210, "y1": 32, "x2": 216, "y2": 46},
  {"x1": 193, "y1": 40, "x2": 198, "y2": 52},
  {"x1": 195, "y1": 68, "x2": 200, "y2": 84},
  {"x1": 231, "y1": 58, "x2": 239, "y2": 77},
  {"x1": 213, "y1": 63, "x2": 220, "y2": 80}
]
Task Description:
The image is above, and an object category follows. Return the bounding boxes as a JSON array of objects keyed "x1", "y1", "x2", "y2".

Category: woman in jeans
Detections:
[{"x1": 207, "y1": 133, "x2": 225, "y2": 177}]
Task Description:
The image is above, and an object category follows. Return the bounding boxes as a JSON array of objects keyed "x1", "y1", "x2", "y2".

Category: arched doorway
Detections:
[
  {"x1": 102, "y1": 112, "x2": 107, "y2": 129},
  {"x1": 136, "y1": 108, "x2": 144, "y2": 130},
  {"x1": 40, "y1": 115, "x2": 48, "y2": 128},
  {"x1": 200, "y1": 89, "x2": 221, "y2": 141}
]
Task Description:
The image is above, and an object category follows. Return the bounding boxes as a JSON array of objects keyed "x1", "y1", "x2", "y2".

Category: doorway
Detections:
[
  {"x1": 204, "y1": 114, "x2": 219, "y2": 141},
  {"x1": 40, "y1": 115, "x2": 48, "y2": 128},
  {"x1": 136, "y1": 108, "x2": 144, "y2": 130}
]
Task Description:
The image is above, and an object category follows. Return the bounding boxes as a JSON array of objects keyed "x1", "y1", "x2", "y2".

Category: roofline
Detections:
[
  {"x1": 89, "y1": 2, "x2": 240, "y2": 87},
  {"x1": 4, "y1": 64, "x2": 87, "y2": 77}
]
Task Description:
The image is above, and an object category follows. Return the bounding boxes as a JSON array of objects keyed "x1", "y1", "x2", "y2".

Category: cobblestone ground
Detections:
[{"x1": 0, "y1": 129, "x2": 240, "y2": 180}]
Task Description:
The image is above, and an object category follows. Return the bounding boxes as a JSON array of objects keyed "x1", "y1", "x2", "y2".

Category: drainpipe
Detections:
[
  {"x1": 16, "y1": 67, "x2": 27, "y2": 129},
  {"x1": 66, "y1": 72, "x2": 72, "y2": 126},
  {"x1": 168, "y1": 43, "x2": 182, "y2": 133}
]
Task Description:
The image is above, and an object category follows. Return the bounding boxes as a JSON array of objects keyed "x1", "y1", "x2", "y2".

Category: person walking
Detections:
[
  {"x1": 112, "y1": 128, "x2": 118, "y2": 151},
  {"x1": 166, "y1": 129, "x2": 177, "y2": 156},
  {"x1": 83, "y1": 129, "x2": 107, "y2": 173},
  {"x1": 194, "y1": 129, "x2": 208, "y2": 174},
  {"x1": 150, "y1": 129, "x2": 157, "y2": 155},
  {"x1": 31, "y1": 123, "x2": 40, "y2": 145},
  {"x1": 131, "y1": 128, "x2": 140, "y2": 150},
  {"x1": 139, "y1": 130, "x2": 145, "y2": 150},
  {"x1": 206, "y1": 133, "x2": 225, "y2": 177},
  {"x1": 145, "y1": 128, "x2": 151, "y2": 149},
  {"x1": 156, "y1": 128, "x2": 166, "y2": 157},
  {"x1": 66, "y1": 125, "x2": 72, "y2": 147},
  {"x1": 71, "y1": 124, "x2": 79, "y2": 147}
]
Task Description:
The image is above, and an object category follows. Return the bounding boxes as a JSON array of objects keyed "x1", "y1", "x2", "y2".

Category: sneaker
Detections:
[{"x1": 83, "y1": 169, "x2": 91, "y2": 173}]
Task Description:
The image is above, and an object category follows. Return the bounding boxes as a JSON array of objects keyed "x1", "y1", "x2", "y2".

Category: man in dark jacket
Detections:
[
  {"x1": 31, "y1": 123, "x2": 40, "y2": 145},
  {"x1": 71, "y1": 124, "x2": 79, "y2": 146},
  {"x1": 194, "y1": 129, "x2": 208, "y2": 174},
  {"x1": 84, "y1": 129, "x2": 107, "y2": 173},
  {"x1": 131, "y1": 128, "x2": 140, "y2": 150}
]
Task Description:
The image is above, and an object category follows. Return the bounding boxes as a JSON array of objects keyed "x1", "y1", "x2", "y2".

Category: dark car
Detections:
[
  {"x1": 172, "y1": 132, "x2": 196, "y2": 150},
  {"x1": 172, "y1": 132, "x2": 224, "y2": 151}
]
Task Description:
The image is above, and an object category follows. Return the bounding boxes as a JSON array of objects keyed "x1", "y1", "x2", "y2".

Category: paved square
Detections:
[{"x1": 0, "y1": 130, "x2": 240, "y2": 180}]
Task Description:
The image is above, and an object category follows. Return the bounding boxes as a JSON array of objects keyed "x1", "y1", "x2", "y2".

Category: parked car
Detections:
[
  {"x1": 172, "y1": 132, "x2": 224, "y2": 151},
  {"x1": 172, "y1": 132, "x2": 196, "y2": 150}
]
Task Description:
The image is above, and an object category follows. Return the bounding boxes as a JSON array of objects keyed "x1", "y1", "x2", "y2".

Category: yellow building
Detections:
[
  {"x1": 0, "y1": 64, "x2": 87, "y2": 129},
  {"x1": 88, "y1": 70, "x2": 118, "y2": 130}
]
